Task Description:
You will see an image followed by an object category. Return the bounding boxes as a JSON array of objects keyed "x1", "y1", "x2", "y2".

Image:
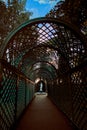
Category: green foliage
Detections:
[
  {"x1": 0, "y1": 0, "x2": 33, "y2": 46},
  {"x1": 46, "y1": 0, "x2": 87, "y2": 36}
]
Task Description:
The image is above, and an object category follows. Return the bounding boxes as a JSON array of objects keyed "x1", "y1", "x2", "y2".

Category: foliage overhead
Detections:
[
  {"x1": 0, "y1": 0, "x2": 33, "y2": 46},
  {"x1": 46, "y1": 0, "x2": 87, "y2": 35}
]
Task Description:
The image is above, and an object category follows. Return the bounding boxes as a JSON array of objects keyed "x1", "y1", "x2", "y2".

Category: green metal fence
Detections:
[
  {"x1": 48, "y1": 59, "x2": 87, "y2": 130},
  {"x1": 0, "y1": 17, "x2": 87, "y2": 130},
  {"x1": 0, "y1": 59, "x2": 35, "y2": 130}
]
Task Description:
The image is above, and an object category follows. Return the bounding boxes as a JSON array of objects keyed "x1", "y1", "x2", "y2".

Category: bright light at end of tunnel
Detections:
[{"x1": 35, "y1": 78, "x2": 40, "y2": 83}]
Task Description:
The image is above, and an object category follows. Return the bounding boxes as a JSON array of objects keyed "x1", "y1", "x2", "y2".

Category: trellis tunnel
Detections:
[{"x1": 0, "y1": 17, "x2": 87, "y2": 130}]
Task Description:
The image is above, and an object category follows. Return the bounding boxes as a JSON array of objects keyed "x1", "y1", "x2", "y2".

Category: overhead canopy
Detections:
[{"x1": 1, "y1": 17, "x2": 86, "y2": 82}]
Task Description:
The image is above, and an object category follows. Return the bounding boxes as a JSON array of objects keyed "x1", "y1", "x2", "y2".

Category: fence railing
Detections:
[
  {"x1": 48, "y1": 60, "x2": 87, "y2": 130},
  {"x1": 0, "y1": 59, "x2": 35, "y2": 130}
]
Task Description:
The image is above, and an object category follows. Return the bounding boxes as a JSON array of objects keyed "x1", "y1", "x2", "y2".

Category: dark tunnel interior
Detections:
[{"x1": 0, "y1": 18, "x2": 87, "y2": 130}]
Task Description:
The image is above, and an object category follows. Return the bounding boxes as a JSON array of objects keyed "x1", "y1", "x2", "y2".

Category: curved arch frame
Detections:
[
  {"x1": 0, "y1": 17, "x2": 87, "y2": 58},
  {"x1": 20, "y1": 60, "x2": 58, "y2": 75},
  {"x1": 18, "y1": 44, "x2": 70, "y2": 70},
  {"x1": 29, "y1": 67, "x2": 56, "y2": 80}
]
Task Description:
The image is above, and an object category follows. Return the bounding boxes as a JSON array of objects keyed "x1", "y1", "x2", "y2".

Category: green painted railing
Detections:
[{"x1": 0, "y1": 59, "x2": 35, "y2": 130}]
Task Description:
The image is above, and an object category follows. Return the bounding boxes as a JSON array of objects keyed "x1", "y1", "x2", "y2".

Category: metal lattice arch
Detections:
[
  {"x1": 0, "y1": 17, "x2": 87, "y2": 130},
  {"x1": 1, "y1": 18, "x2": 86, "y2": 77},
  {"x1": 0, "y1": 17, "x2": 86, "y2": 88}
]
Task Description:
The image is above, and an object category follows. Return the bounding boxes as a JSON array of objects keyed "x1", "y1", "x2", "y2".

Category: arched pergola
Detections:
[{"x1": 0, "y1": 17, "x2": 87, "y2": 130}]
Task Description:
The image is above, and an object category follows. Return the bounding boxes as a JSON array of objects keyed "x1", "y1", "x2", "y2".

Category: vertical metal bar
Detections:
[
  {"x1": 14, "y1": 76, "x2": 19, "y2": 121},
  {"x1": 0, "y1": 62, "x2": 2, "y2": 83},
  {"x1": 68, "y1": 73, "x2": 73, "y2": 120},
  {"x1": 25, "y1": 79, "x2": 27, "y2": 107}
]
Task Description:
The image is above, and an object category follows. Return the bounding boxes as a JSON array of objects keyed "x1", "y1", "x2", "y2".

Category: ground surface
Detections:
[{"x1": 16, "y1": 94, "x2": 74, "y2": 130}]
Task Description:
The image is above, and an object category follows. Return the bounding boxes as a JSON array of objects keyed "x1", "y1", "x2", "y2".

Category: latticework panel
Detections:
[
  {"x1": 16, "y1": 78, "x2": 26, "y2": 118},
  {"x1": 0, "y1": 59, "x2": 35, "y2": 130},
  {"x1": 48, "y1": 55, "x2": 72, "y2": 118},
  {"x1": 48, "y1": 59, "x2": 87, "y2": 130},
  {"x1": 71, "y1": 66, "x2": 87, "y2": 130},
  {"x1": 0, "y1": 63, "x2": 17, "y2": 129}
]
